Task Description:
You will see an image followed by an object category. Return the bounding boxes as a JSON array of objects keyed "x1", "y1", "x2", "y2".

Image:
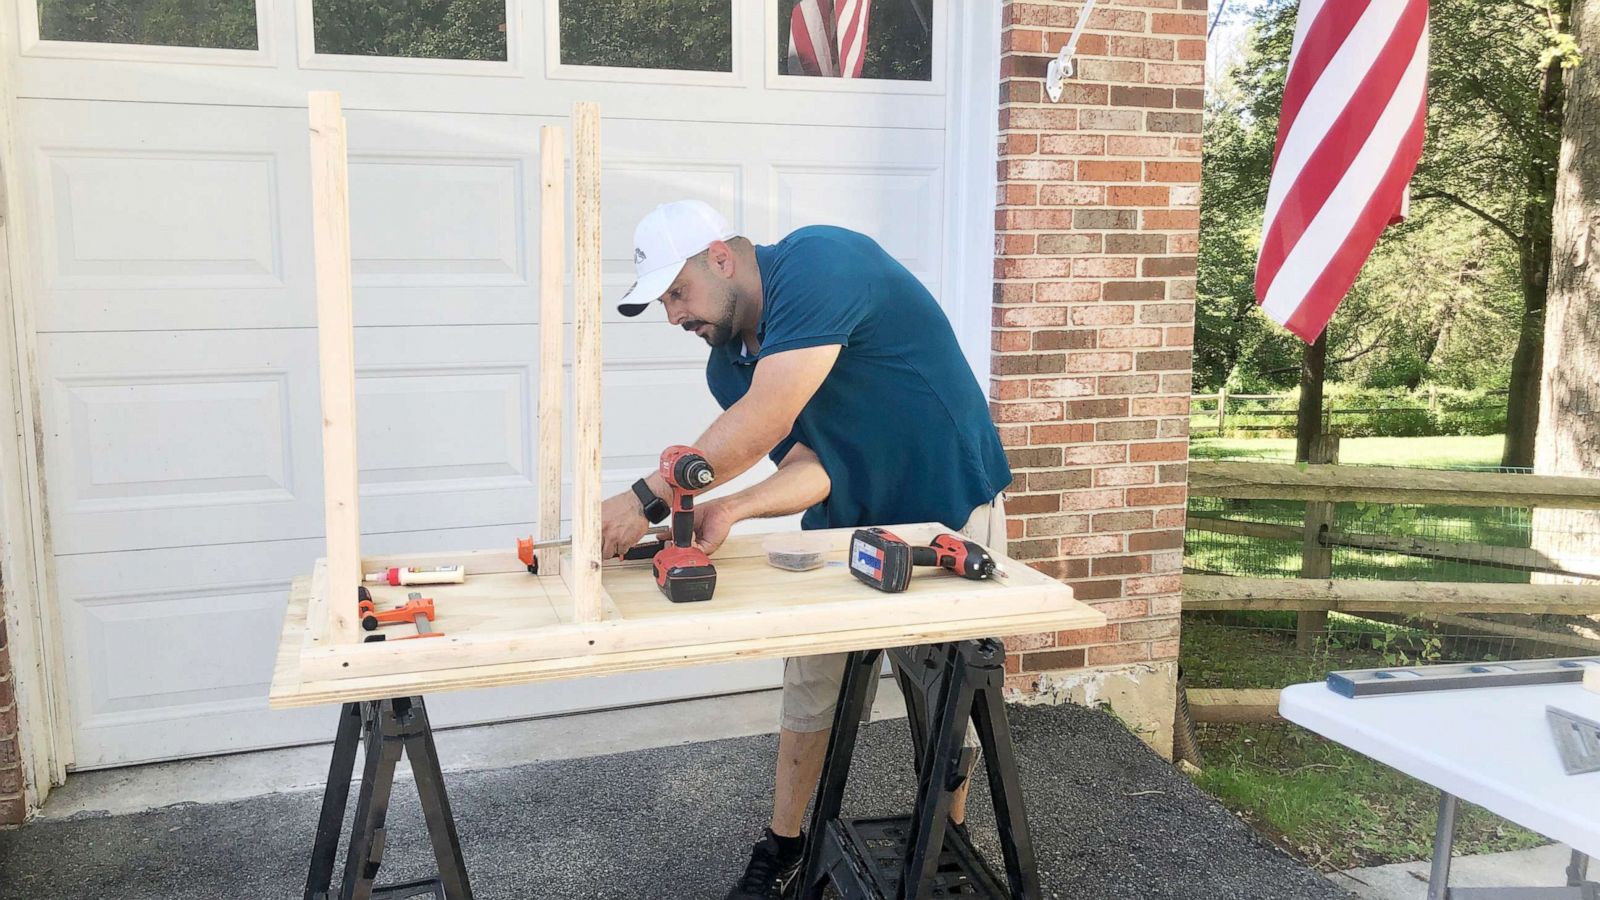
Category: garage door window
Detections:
[
  {"x1": 555, "y1": 0, "x2": 733, "y2": 72},
  {"x1": 36, "y1": 0, "x2": 258, "y2": 49},
  {"x1": 312, "y1": 0, "x2": 508, "y2": 61},
  {"x1": 777, "y1": 0, "x2": 933, "y2": 81}
]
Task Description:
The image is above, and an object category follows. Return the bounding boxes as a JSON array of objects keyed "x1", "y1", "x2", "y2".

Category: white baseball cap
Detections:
[{"x1": 616, "y1": 199, "x2": 738, "y2": 317}]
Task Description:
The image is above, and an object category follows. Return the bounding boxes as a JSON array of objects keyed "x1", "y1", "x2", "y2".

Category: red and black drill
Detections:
[
  {"x1": 633, "y1": 445, "x2": 719, "y2": 603},
  {"x1": 848, "y1": 527, "x2": 1005, "y2": 593}
]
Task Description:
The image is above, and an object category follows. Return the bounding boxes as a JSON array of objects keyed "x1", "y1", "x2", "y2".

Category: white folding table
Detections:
[{"x1": 1280, "y1": 680, "x2": 1600, "y2": 899}]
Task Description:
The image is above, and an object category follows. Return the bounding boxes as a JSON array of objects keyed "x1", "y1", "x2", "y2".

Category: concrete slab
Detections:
[
  {"x1": 1330, "y1": 843, "x2": 1582, "y2": 899},
  {"x1": 0, "y1": 702, "x2": 1348, "y2": 900}
]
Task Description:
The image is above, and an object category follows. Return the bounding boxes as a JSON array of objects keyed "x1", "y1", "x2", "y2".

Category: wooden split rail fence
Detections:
[{"x1": 1180, "y1": 445, "x2": 1600, "y2": 725}]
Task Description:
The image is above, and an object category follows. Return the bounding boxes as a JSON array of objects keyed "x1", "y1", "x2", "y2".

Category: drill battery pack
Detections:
[
  {"x1": 654, "y1": 554, "x2": 717, "y2": 603},
  {"x1": 849, "y1": 527, "x2": 924, "y2": 593}
]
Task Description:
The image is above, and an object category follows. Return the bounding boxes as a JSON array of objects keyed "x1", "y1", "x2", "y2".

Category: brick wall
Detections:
[
  {"x1": 992, "y1": 0, "x2": 1203, "y2": 711},
  {"x1": 0, "y1": 584, "x2": 22, "y2": 826}
]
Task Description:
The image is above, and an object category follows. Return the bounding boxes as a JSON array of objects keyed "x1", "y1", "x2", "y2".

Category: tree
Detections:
[
  {"x1": 1532, "y1": 0, "x2": 1599, "y2": 575},
  {"x1": 1419, "y1": 0, "x2": 1576, "y2": 468},
  {"x1": 1198, "y1": 0, "x2": 1573, "y2": 466}
]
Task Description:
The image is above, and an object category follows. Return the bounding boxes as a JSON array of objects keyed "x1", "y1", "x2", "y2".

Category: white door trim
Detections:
[
  {"x1": 0, "y1": 7, "x2": 71, "y2": 805},
  {"x1": 945, "y1": 0, "x2": 1002, "y2": 382}
]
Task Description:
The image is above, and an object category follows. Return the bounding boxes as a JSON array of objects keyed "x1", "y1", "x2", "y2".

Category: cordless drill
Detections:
[
  {"x1": 651, "y1": 445, "x2": 718, "y2": 603},
  {"x1": 849, "y1": 528, "x2": 1004, "y2": 593}
]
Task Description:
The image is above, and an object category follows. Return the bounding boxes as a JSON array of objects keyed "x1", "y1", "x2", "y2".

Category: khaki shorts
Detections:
[{"x1": 780, "y1": 493, "x2": 1009, "y2": 737}]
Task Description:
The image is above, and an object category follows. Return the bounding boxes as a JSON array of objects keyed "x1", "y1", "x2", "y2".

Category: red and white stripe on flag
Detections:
[
  {"x1": 1254, "y1": 0, "x2": 1430, "y2": 342},
  {"x1": 835, "y1": 0, "x2": 874, "y2": 78},
  {"x1": 787, "y1": 0, "x2": 873, "y2": 78}
]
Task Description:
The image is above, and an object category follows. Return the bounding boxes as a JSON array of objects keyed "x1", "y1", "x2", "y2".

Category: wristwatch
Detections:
[{"x1": 632, "y1": 478, "x2": 670, "y2": 524}]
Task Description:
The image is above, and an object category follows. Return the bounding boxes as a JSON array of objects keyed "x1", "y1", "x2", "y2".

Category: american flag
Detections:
[
  {"x1": 787, "y1": 0, "x2": 875, "y2": 78},
  {"x1": 1254, "y1": 0, "x2": 1430, "y2": 342}
]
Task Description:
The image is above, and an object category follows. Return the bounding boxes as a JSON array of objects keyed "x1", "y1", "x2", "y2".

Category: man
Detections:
[{"x1": 599, "y1": 200, "x2": 1011, "y2": 899}]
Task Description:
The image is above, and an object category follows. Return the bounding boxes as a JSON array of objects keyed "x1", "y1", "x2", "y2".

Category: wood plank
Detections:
[
  {"x1": 307, "y1": 91, "x2": 362, "y2": 647},
  {"x1": 1185, "y1": 515, "x2": 1303, "y2": 542},
  {"x1": 302, "y1": 557, "x2": 331, "y2": 649},
  {"x1": 1187, "y1": 688, "x2": 1283, "y2": 724},
  {"x1": 536, "y1": 124, "x2": 565, "y2": 576},
  {"x1": 270, "y1": 572, "x2": 1101, "y2": 708},
  {"x1": 1189, "y1": 461, "x2": 1600, "y2": 509},
  {"x1": 1320, "y1": 530, "x2": 1600, "y2": 579},
  {"x1": 1297, "y1": 435, "x2": 1339, "y2": 649},
  {"x1": 571, "y1": 102, "x2": 603, "y2": 623},
  {"x1": 1183, "y1": 574, "x2": 1600, "y2": 614}
]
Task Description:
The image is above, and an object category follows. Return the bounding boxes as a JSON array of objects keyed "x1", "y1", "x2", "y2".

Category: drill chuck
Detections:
[{"x1": 675, "y1": 455, "x2": 715, "y2": 491}]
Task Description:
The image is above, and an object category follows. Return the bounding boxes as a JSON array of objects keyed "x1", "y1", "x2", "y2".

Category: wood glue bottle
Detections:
[{"x1": 363, "y1": 565, "x2": 466, "y2": 586}]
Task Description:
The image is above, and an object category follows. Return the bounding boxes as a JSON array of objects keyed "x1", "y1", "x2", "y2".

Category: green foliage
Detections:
[
  {"x1": 558, "y1": 0, "x2": 731, "y2": 72},
  {"x1": 312, "y1": 0, "x2": 505, "y2": 60},
  {"x1": 1194, "y1": 386, "x2": 1508, "y2": 438},
  {"x1": 1199, "y1": 0, "x2": 1567, "y2": 396},
  {"x1": 777, "y1": 0, "x2": 933, "y2": 81},
  {"x1": 38, "y1": 0, "x2": 256, "y2": 48}
]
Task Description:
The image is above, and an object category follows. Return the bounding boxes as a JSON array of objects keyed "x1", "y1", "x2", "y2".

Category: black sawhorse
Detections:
[
  {"x1": 304, "y1": 696, "x2": 474, "y2": 900},
  {"x1": 799, "y1": 639, "x2": 1041, "y2": 900}
]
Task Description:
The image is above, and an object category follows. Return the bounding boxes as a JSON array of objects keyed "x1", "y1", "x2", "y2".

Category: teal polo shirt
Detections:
[{"x1": 706, "y1": 225, "x2": 1011, "y2": 531}]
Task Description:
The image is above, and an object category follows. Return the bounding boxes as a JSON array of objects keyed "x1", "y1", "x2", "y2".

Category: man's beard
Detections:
[{"x1": 682, "y1": 288, "x2": 737, "y2": 347}]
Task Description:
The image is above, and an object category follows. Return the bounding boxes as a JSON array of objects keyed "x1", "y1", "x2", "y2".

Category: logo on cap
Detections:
[{"x1": 634, "y1": 247, "x2": 647, "y2": 264}]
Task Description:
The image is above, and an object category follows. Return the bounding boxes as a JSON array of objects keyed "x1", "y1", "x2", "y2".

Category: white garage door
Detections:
[{"x1": 5, "y1": 0, "x2": 996, "y2": 768}]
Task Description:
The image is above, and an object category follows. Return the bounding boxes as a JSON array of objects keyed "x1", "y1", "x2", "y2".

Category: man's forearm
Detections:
[
  {"x1": 716, "y1": 446, "x2": 831, "y2": 521},
  {"x1": 637, "y1": 345, "x2": 843, "y2": 503}
]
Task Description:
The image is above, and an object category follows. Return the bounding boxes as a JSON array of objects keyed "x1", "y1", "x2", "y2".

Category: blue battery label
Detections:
[{"x1": 852, "y1": 538, "x2": 884, "y2": 581}]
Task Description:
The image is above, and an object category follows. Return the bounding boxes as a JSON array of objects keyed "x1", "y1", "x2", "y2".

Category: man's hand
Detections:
[
  {"x1": 693, "y1": 500, "x2": 741, "y2": 556},
  {"x1": 600, "y1": 490, "x2": 652, "y2": 559}
]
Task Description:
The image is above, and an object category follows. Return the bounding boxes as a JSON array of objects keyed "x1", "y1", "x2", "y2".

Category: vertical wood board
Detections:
[
  {"x1": 307, "y1": 91, "x2": 362, "y2": 645},
  {"x1": 537, "y1": 125, "x2": 565, "y2": 574},
  {"x1": 571, "y1": 103, "x2": 604, "y2": 623}
]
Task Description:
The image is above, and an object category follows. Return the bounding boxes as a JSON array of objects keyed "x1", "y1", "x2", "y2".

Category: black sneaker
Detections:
[{"x1": 725, "y1": 829, "x2": 804, "y2": 899}]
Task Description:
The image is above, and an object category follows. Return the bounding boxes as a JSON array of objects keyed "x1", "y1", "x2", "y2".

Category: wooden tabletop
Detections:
[{"x1": 270, "y1": 524, "x2": 1102, "y2": 708}]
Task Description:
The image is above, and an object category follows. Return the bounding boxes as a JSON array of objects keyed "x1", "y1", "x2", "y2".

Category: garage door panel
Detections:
[
  {"x1": 46, "y1": 151, "x2": 282, "y2": 289},
  {"x1": 771, "y1": 162, "x2": 944, "y2": 286},
  {"x1": 354, "y1": 325, "x2": 539, "y2": 534},
  {"x1": 21, "y1": 101, "x2": 313, "y2": 333},
  {"x1": 39, "y1": 330, "x2": 324, "y2": 555},
  {"x1": 342, "y1": 109, "x2": 550, "y2": 327},
  {"x1": 349, "y1": 155, "x2": 527, "y2": 287},
  {"x1": 62, "y1": 369, "x2": 295, "y2": 507},
  {"x1": 56, "y1": 539, "x2": 334, "y2": 768}
]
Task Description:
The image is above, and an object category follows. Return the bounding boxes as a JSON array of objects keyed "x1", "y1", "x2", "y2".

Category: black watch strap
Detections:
[{"x1": 632, "y1": 478, "x2": 670, "y2": 524}]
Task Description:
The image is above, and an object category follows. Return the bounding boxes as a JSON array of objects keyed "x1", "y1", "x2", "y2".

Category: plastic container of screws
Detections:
[{"x1": 762, "y1": 531, "x2": 834, "y2": 572}]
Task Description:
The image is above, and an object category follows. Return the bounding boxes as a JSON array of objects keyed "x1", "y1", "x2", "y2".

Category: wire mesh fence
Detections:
[{"x1": 1182, "y1": 463, "x2": 1600, "y2": 700}]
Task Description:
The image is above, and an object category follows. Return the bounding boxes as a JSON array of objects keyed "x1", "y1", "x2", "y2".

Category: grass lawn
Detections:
[
  {"x1": 1189, "y1": 433, "x2": 1506, "y2": 469},
  {"x1": 1181, "y1": 616, "x2": 1547, "y2": 870}
]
